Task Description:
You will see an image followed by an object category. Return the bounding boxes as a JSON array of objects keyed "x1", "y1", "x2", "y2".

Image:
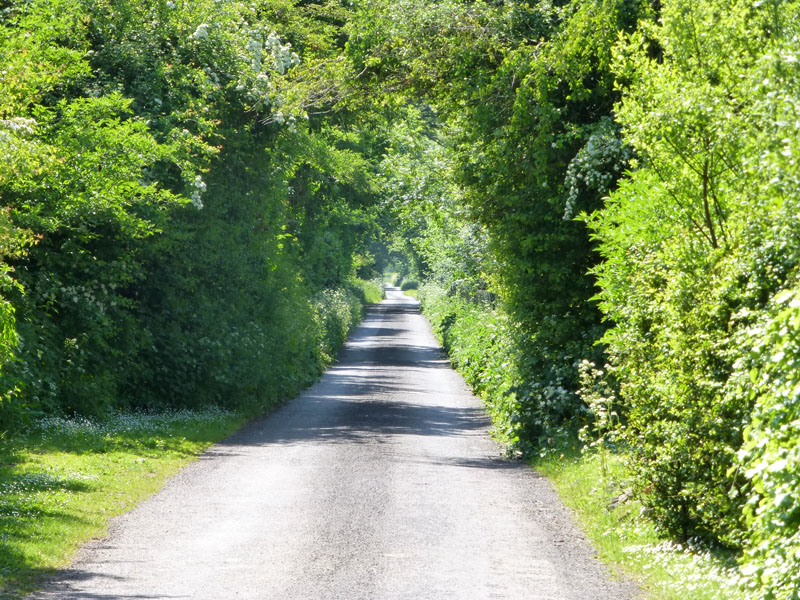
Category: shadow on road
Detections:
[
  {"x1": 28, "y1": 569, "x2": 189, "y2": 600},
  {"x1": 214, "y1": 295, "x2": 503, "y2": 457},
  {"x1": 230, "y1": 397, "x2": 489, "y2": 447}
]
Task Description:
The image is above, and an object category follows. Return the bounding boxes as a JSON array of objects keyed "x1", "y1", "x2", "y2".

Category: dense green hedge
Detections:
[
  {"x1": 381, "y1": 1, "x2": 800, "y2": 597},
  {"x1": 350, "y1": 277, "x2": 385, "y2": 306},
  {"x1": 418, "y1": 283, "x2": 597, "y2": 455},
  {"x1": 738, "y1": 285, "x2": 800, "y2": 599},
  {"x1": 588, "y1": 0, "x2": 800, "y2": 551},
  {"x1": 0, "y1": 0, "x2": 385, "y2": 429}
]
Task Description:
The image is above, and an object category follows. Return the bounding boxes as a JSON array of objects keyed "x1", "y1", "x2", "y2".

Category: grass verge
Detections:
[
  {"x1": 403, "y1": 288, "x2": 419, "y2": 299},
  {"x1": 533, "y1": 448, "x2": 745, "y2": 600},
  {"x1": 0, "y1": 408, "x2": 246, "y2": 598}
]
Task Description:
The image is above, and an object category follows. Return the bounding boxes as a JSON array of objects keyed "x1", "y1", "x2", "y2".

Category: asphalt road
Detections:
[{"x1": 31, "y1": 288, "x2": 640, "y2": 600}]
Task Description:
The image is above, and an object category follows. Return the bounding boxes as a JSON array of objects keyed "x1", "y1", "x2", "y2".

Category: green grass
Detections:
[
  {"x1": 403, "y1": 288, "x2": 419, "y2": 299},
  {"x1": 533, "y1": 448, "x2": 745, "y2": 600},
  {"x1": 0, "y1": 408, "x2": 246, "y2": 598}
]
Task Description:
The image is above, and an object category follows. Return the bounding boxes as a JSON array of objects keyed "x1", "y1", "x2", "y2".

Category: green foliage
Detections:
[
  {"x1": 587, "y1": 175, "x2": 754, "y2": 543},
  {"x1": 737, "y1": 287, "x2": 800, "y2": 599},
  {"x1": 377, "y1": 105, "x2": 489, "y2": 295},
  {"x1": 418, "y1": 283, "x2": 586, "y2": 454},
  {"x1": 350, "y1": 277, "x2": 385, "y2": 305},
  {"x1": 311, "y1": 288, "x2": 363, "y2": 364},
  {"x1": 5, "y1": 4, "x2": 800, "y2": 598},
  {"x1": 0, "y1": 0, "x2": 384, "y2": 427},
  {"x1": 399, "y1": 280, "x2": 418, "y2": 292},
  {"x1": 589, "y1": 0, "x2": 800, "y2": 561}
]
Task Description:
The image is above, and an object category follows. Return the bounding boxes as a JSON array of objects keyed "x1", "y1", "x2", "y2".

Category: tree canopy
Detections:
[{"x1": 3, "y1": 0, "x2": 800, "y2": 596}]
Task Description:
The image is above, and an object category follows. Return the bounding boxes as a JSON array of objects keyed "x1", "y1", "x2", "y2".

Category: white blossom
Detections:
[
  {"x1": 190, "y1": 175, "x2": 206, "y2": 209},
  {"x1": 0, "y1": 117, "x2": 37, "y2": 136},
  {"x1": 190, "y1": 23, "x2": 210, "y2": 41},
  {"x1": 563, "y1": 120, "x2": 632, "y2": 220}
]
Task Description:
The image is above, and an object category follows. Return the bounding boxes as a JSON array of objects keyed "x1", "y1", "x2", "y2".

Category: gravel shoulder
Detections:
[{"x1": 30, "y1": 289, "x2": 642, "y2": 600}]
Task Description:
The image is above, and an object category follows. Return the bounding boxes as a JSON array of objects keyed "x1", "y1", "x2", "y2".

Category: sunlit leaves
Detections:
[
  {"x1": 0, "y1": 0, "x2": 386, "y2": 427},
  {"x1": 737, "y1": 285, "x2": 800, "y2": 599},
  {"x1": 0, "y1": 0, "x2": 90, "y2": 117},
  {"x1": 590, "y1": 0, "x2": 800, "y2": 578}
]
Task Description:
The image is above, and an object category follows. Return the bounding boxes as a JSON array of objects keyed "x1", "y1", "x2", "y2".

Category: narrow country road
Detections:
[{"x1": 31, "y1": 289, "x2": 640, "y2": 600}]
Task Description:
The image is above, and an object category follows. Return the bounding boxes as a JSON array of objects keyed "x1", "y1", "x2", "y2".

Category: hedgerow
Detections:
[
  {"x1": 737, "y1": 285, "x2": 800, "y2": 599},
  {"x1": 377, "y1": 1, "x2": 800, "y2": 597},
  {"x1": 418, "y1": 283, "x2": 596, "y2": 455},
  {"x1": 586, "y1": 0, "x2": 800, "y2": 557},
  {"x1": 0, "y1": 0, "x2": 388, "y2": 428}
]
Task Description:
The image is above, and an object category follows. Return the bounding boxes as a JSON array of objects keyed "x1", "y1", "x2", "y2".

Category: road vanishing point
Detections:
[{"x1": 31, "y1": 288, "x2": 640, "y2": 600}]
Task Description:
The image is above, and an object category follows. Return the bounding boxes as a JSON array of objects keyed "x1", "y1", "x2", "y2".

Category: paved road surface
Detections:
[{"x1": 31, "y1": 289, "x2": 640, "y2": 600}]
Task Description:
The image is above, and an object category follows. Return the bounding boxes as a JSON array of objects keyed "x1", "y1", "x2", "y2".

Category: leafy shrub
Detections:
[
  {"x1": 0, "y1": 0, "x2": 384, "y2": 428},
  {"x1": 736, "y1": 286, "x2": 800, "y2": 599},
  {"x1": 400, "y1": 279, "x2": 418, "y2": 291},
  {"x1": 418, "y1": 283, "x2": 595, "y2": 455},
  {"x1": 588, "y1": 0, "x2": 800, "y2": 546},
  {"x1": 589, "y1": 177, "x2": 756, "y2": 542},
  {"x1": 350, "y1": 277, "x2": 385, "y2": 304},
  {"x1": 311, "y1": 288, "x2": 363, "y2": 364}
]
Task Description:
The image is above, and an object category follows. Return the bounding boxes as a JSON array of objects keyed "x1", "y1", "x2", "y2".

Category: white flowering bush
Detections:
[
  {"x1": 189, "y1": 174, "x2": 206, "y2": 209},
  {"x1": 229, "y1": 25, "x2": 300, "y2": 115},
  {"x1": 176, "y1": 8, "x2": 300, "y2": 120},
  {"x1": 563, "y1": 118, "x2": 631, "y2": 220},
  {"x1": 576, "y1": 360, "x2": 618, "y2": 479}
]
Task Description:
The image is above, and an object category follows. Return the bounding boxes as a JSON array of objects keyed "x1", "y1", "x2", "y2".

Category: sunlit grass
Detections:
[
  {"x1": 403, "y1": 288, "x2": 419, "y2": 299},
  {"x1": 0, "y1": 408, "x2": 245, "y2": 598},
  {"x1": 533, "y1": 449, "x2": 745, "y2": 600}
]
